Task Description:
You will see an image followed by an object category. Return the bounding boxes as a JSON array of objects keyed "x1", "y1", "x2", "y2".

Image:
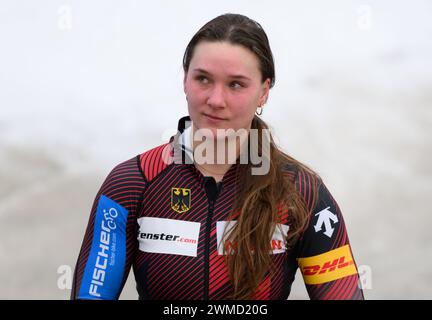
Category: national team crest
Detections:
[{"x1": 171, "y1": 187, "x2": 191, "y2": 214}]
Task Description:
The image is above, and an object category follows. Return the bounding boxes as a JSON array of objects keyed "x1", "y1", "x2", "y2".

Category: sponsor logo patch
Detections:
[
  {"x1": 216, "y1": 221, "x2": 289, "y2": 255},
  {"x1": 313, "y1": 206, "x2": 339, "y2": 238},
  {"x1": 297, "y1": 245, "x2": 358, "y2": 285},
  {"x1": 171, "y1": 187, "x2": 191, "y2": 213},
  {"x1": 137, "y1": 217, "x2": 200, "y2": 257},
  {"x1": 78, "y1": 195, "x2": 128, "y2": 299}
]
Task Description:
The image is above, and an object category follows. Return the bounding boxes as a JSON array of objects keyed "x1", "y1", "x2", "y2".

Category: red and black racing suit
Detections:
[{"x1": 71, "y1": 116, "x2": 364, "y2": 300}]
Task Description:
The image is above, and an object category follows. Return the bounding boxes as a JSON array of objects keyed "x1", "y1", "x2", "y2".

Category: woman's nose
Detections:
[{"x1": 206, "y1": 84, "x2": 226, "y2": 108}]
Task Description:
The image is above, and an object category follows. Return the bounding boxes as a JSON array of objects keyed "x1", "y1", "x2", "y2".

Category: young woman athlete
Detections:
[{"x1": 71, "y1": 13, "x2": 364, "y2": 300}]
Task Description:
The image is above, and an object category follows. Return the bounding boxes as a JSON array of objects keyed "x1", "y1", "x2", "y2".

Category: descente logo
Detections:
[{"x1": 138, "y1": 232, "x2": 197, "y2": 244}]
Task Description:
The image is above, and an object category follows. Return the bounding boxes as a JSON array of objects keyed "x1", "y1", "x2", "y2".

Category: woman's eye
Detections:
[
  {"x1": 230, "y1": 81, "x2": 243, "y2": 89},
  {"x1": 196, "y1": 76, "x2": 208, "y2": 84}
]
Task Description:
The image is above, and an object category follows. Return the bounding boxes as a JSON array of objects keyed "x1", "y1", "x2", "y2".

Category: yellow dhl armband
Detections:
[{"x1": 297, "y1": 245, "x2": 358, "y2": 285}]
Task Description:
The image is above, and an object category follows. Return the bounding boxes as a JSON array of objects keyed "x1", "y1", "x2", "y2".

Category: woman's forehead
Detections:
[{"x1": 189, "y1": 41, "x2": 261, "y2": 78}]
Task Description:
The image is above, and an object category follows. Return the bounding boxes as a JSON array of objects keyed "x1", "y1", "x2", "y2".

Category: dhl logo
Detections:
[
  {"x1": 297, "y1": 245, "x2": 358, "y2": 285},
  {"x1": 302, "y1": 256, "x2": 354, "y2": 276}
]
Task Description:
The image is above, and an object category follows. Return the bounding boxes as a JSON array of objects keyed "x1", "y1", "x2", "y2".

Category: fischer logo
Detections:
[
  {"x1": 137, "y1": 217, "x2": 201, "y2": 257},
  {"x1": 89, "y1": 207, "x2": 118, "y2": 298},
  {"x1": 78, "y1": 195, "x2": 128, "y2": 300}
]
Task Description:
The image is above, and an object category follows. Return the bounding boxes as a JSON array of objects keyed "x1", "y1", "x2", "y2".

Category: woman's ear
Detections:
[
  {"x1": 183, "y1": 73, "x2": 188, "y2": 95},
  {"x1": 260, "y1": 78, "x2": 271, "y2": 106}
]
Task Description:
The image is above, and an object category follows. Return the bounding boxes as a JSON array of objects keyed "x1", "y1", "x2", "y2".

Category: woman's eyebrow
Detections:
[{"x1": 192, "y1": 68, "x2": 251, "y2": 81}]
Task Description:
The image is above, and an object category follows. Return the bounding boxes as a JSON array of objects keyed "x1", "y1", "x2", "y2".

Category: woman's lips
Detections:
[{"x1": 203, "y1": 113, "x2": 226, "y2": 121}]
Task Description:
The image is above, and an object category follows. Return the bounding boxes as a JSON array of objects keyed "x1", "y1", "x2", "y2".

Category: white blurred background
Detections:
[{"x1": 0, "y1": 0, "x2": 431, "y2": 299}]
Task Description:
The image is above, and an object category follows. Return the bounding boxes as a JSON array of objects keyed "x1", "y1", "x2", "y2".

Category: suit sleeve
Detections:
[
  {"x1": 70, "y1": 156, "x2": 147, "y2": 300},
  {"x1": 295, "y1": 171, "x2": 364, "y2": 300}
]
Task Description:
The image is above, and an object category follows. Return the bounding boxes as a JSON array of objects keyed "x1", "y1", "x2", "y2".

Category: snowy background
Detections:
[{"x1": 0, "y1": 0, "x2": 431, "y2": 299}]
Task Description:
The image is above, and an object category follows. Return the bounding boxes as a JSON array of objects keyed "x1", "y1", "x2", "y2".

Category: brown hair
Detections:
[{"x1": 183, "y1": 13, "x2": 319, "y2": 299}]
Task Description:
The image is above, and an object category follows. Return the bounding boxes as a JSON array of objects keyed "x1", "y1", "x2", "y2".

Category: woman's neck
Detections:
[{"x1": 190, "y1": 124, "x2": 248, "y2": 182}]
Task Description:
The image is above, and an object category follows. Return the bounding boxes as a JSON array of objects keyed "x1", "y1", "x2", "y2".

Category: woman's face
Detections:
[{"x1": 184, "y1": 41, "x2": 270, "y2": 137}]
